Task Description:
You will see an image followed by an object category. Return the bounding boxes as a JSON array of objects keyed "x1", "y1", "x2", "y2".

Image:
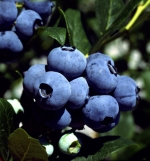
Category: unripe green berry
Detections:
[
  {"x1": 43, "y1": 144, "x2": 54, "y2": 157},
  {"x1": 58, "y1": 133, "x2": 81, "y2": 155}
]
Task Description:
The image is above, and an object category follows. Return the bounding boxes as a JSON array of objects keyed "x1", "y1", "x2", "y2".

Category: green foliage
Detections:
[
  {"x1": 0, "y1": 98, "x2": 14, "y2": 161},
  {"x1": 90, "y1": 0, "x2": 143, "y2": 53},
  {"x1": 8, "y1": 128, "x2": 48, "y2": 161},
  {"x1": 64, "y1": 9, "x2": 92, "y2": 54},
  {"x1": 95, "y1": 0, "x2": 125, "y2": 35},
  {"x1": 72, "y1": 136, "x2": 137, "y2": 161},
  {"x1": 31, "y1": 26, "x2": 67, "y2": 46}
]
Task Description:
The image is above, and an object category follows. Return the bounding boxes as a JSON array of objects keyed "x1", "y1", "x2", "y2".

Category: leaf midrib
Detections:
[{"x1": 21, "y1": 138, "x2": 31, "y2": 161}]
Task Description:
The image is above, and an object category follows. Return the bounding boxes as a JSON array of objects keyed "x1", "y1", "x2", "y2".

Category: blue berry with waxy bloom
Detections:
[
  {"x1": 87, "y1": 52, "x2": 115, "y2": 66},
  {"x1": 47, "y1": 46, "x2": 87, "y2": 80},
  {"x1": 15, "y1": 9, "x2": 43, "y2": 40},
  {"x1": 33, "y1": 71, "x2": 71, "y2": 110},
  {"x1": 23, "y1": 64, "x2": 48, "y2": 98},
  {"x1": 93, "y1": 111, "x2": 120, "y2": 133},
  {"x1": 82, "y1": 95, "x2": 119, "y2": 130},
  {"x1": 112, "y1": 75, "x2": 140, "y2": 111},
  {"x1": 66, "y1": 77, "x2": 89, "y2": 109},
  {"x1": 85, "y1": 58, "x2": 118, "y2": 94},
  {"x1": 0, "y1": 0, "x2": 18, "y2": 30},
  {"x1": 0, "y1": 31, "x2": 23, "y2": 62},
  {"x1": 24, "y1": 0, "x2": 54, "y2": 21}
]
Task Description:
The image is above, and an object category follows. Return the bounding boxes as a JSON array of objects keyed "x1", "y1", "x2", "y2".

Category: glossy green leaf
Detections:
[
  {"x1": 30, "y1": 26, "x2": 66, "y2": 46},
  {"x1": 91, "y1": 0, "x2": 142, "y2": 53},
  {"x1": 108, "y1": 0, "x2": 142, "y2": 31},
  {"x1": 72, "y1": 136, "x2": 137, "y2": 161},
  {"x1": 65, "y1": 8, "x2": 92, "y2": 55},
  {"x1": 0, "y1": 98, "x2": 14, "y2": 161},
  {"x1": 95, "y1": 0, "x2": 124, "y2": 35},
  {"x1": 58, "y1": 8, "x2": 73, "y2": 46},
  {"x1": 8, "y1": 128, "x2": 48, "y2": 161}
]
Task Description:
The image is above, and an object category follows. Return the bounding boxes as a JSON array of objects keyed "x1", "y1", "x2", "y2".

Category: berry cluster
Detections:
[
  {"x1": 0, "y1": 0, "x2": 54, "y2": 62},
  {"x1": 23, "y1": 45, "x2": 140, "y2": 133}
]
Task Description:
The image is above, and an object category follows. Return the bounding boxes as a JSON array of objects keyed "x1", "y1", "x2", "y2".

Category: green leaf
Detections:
[
  {"x1": 8, "y1": 128, "x2": 48, "y2": 161},
  {"x1": 91, "y1": 0, "x2": 142, "y2": 53},
  {"x1": 95, "y1": 0, "x2": 125, "y2": 35},
  {"x1": 0, "y1": 98, "x2": 14, "y2": 161},
  {"x1": 58, "y1": 8, "x2": 73, "y2": 46},
  {"x1": 65, "y1": 8, "x2": 92, "y2": 55},
  {"x1": 30, "y1": 26, "x2": 66, "y2": 46},
  {"x1": 108, "y1": 0, "x2": 142, "y2": 31},
  {"x1": 72, "y1": 136, "x2": 137, "y2": 161}
]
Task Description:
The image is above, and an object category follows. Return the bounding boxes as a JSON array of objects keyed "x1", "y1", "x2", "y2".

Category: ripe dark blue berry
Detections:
[
  {"x1": 112, "y1": 75, "x2": 140, "y2": 111},
  {"x1": 86, "y1": 58, "x2": 118, "y2": 94},
  {"x1": 47, "y1": 46, "x2": 87, "y2": 79},
  {"x1": 93, "y1": 112, "x2": 120, "y2": 133},
  {"x1": 82, "y1": 95, "x2": 119, "y2": 131},
  {"x1": 66, "y1": 77, "x2": 89, "y2": 109},
  {"x1": 87, "y1": 52, "x2": 115, "y2": 66},
  {"x1": 33, "y1": 71, "x2": 71, "y2": 110},
  {"x1": 0, "y1": 31, "x2": 23, "y2": 62},
  {"x1": 15, "y1": 9, "x2": 43, "y2": 40},
  {"x1": 0, "y1": 0, "x2": 18, "y2": 30},
  {"x1": 24, "y1": 0, "x2": 54, "y2": 21},
  {"x1": 23, "y1": 64, "x2": 48, "y2": 98}
]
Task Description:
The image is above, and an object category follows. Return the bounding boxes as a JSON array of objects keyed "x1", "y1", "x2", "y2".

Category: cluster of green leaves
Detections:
[
  {"x1": 1, "y1": 0, "x2": 150, "y2": 161},
  {"x1": 30, "y1": 0, "x2": 146, "y2": 54}
]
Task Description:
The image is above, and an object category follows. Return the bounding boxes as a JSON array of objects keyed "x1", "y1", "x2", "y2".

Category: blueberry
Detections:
[
  {"x1": 47, "y1": 46, "x2": 87, "y2": 79},
  {"x1": 23, "y1": 64, "x2": 48, "y2": 98},
  {"x1": 15, "y1": 9, "x2": 43, "y2": 40},
  {"x1": 87, "y1": 52, "x2": 115, "y2": 66},
  {"x1": 33, "y1": 71, "x2": 71, "y2": 110},
  {"x1": 32, "y1": 104, "x2": 71, "y2": 130},
  {"x1": 0, "y1": 31, "x2": 23, "y2": 62},
  {"x1": 86, "y1": 58, "x2": 118, "y2": 94},
  {"x1": 112, "y1": 75, "x2": 140, "y2": 111},
  {"x1": 66, "y1": 77, "x2": 89, "y2": 109},
  {"x1": 93, "y1": 112, "x2": 120, "y2": 133},
  {"x1": 0, "y1": 0, "x2": 18, "y2": 30},
  {"x1": 82, "y1": 95, "x2": 119, "y2": 131},
  {"x1": 24, "y1": 0, "x2": 54, "y2": 21}
]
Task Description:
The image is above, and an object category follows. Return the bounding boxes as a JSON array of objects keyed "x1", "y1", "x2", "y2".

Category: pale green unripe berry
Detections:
[
  {"x1": 58, "y1": 133, "x2": 81, "y2": 155},
  {"x1": 43, "y1": 144, "x2": 54, "y2": 157}
]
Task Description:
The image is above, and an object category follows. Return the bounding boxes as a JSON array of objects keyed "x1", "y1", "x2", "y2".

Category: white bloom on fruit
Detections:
[{"x1": 58, "y1": 133, "x2": 81, "y2": 155}]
